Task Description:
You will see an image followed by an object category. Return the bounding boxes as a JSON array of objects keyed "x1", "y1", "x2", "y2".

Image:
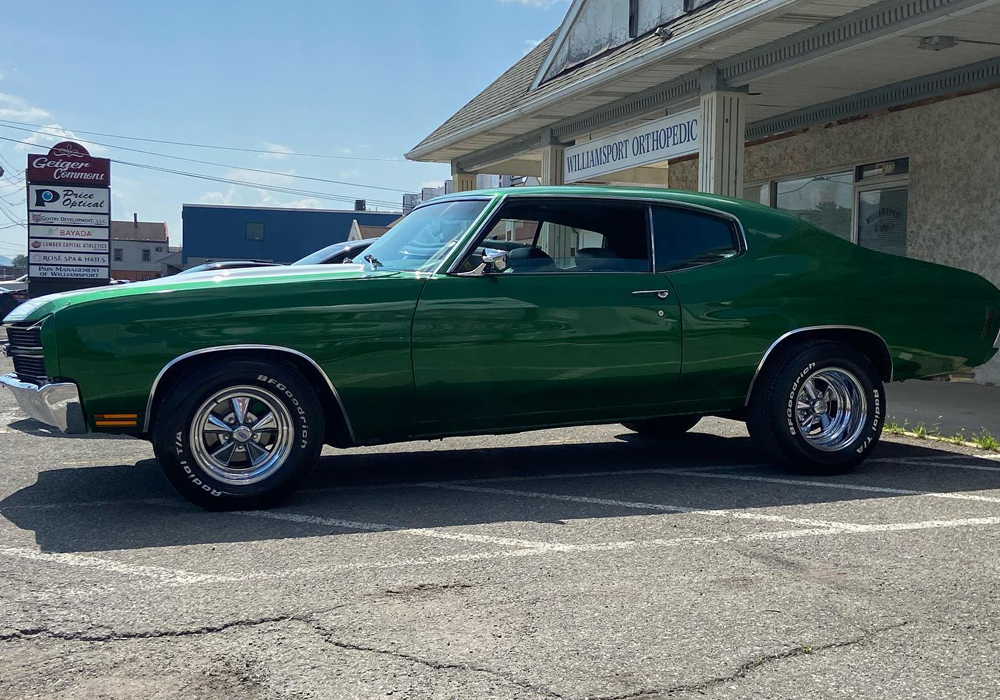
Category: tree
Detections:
[{"x1": 11, "y1": 254, "x2": 27, "y2": 268}]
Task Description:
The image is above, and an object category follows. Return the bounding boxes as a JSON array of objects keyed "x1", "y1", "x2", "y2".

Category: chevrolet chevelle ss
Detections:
[{"x1": 4, "y1": 187, "x2": 999, "y2": 508}]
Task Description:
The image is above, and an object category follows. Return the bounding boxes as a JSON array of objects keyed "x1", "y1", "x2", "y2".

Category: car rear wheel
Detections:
[
  {"x1": 622, "y1": 415, "x2": 702, "y2": 438},
  {"x1": 152, "y1": 358, "x2": 324, "y2": 510},
  {"x1": 747, "y1": 341, "x2": 884, "y2": 474}
]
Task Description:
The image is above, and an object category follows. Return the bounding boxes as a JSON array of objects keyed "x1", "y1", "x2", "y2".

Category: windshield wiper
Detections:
[{"x1": 363, "y1": 254, "x2": 383, "y2": 271}]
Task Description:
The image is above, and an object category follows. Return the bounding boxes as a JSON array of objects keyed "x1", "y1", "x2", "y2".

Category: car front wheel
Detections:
[
  {"x1": 152, "y1": 358, "x2": 324, "y2": 509},
  {"x1": 747, "y1": 341, "x2": 884, "y2": 474}
]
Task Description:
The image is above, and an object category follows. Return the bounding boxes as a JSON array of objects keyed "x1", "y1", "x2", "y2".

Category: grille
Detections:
[
  {"x1": 12, "y1": 354, "x2": 48, "y2": 384},
  {"x1": 6, "y1": 324, "x2": 42, "y2": 349}
]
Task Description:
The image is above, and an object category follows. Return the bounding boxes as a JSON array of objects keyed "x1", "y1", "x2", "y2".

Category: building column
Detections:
[
  {"x1": 451, "y1": 161, "x2": 478, "y2": 192},
  {"x1": 697, "y1": 89, "x2": 746, "y2": 197},
  {"x1": 540, "y1": 144, "x2": 565, "y2": 186}
]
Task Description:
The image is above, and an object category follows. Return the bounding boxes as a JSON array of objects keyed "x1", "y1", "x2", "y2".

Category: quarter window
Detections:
[
  {"x1": 470, "y1": 199, "x2": 649, "y2": 273},
  {"x1": 651, "y1": 206, "x2": 739, "y2": 272}
]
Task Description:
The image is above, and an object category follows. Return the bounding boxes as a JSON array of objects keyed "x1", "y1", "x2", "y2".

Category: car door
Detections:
[{"x1": 410, "y1": 197, "x2": 682, "y2": 434}]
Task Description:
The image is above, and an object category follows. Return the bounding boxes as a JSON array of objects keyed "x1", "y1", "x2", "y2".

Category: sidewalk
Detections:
[{"x1": 887, "y1": 380, "x2": 1000, "y2": 438}]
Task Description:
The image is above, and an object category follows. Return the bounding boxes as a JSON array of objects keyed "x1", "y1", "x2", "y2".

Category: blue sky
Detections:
[{"x1": 0, "y1": 0, "x2": 569, "y2": 258}]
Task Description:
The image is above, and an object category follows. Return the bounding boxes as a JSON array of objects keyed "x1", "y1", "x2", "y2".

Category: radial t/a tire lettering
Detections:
[
  {"x1": 152, "y1": 358, "x2": 324, "y2": 509},
  {"x1": 747, "y1": 341, "x2": 884, "y2": 475}
]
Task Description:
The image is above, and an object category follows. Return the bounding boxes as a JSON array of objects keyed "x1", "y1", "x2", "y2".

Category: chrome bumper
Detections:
[{"x1": 0, "y1": 373, "x2": 87, "y2": 434}]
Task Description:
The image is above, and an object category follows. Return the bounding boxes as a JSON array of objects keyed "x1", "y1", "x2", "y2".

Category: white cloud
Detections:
[
  {"x1": 421, "y1": 180, "x2": 446, "y2": 189},
  {"x1": 259, "y1": 141, "x2": 293, "y2": 160},
  {"x1": 338, "y1": 147, "x2": 353, "y2": 156},
  {"x1": 338, "y1": 169, "x2": 361, "y2": 179},
  {"x1": 9, "y1": 121, "x2": 108, "y2": 156},
  {"x1": 0, "y1": 92, "x2": 50, "y2": 122},
  {"x1": 200, "y1": 168, "x2": 330, "y2": 210},
  {"x1": 524, "y1": 38, "x2": 542, "y2": 54}
]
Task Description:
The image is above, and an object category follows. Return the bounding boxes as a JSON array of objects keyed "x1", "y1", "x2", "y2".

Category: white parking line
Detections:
[
  {"x1": 0, "y1": 547, "x2": 239, "y2": 585},
  {"x1": 424, "y1": 482, "x2": 871, "y2": 532},
  {"x1": 671, "y1": 470, "x2": 1000, "y2": 505},
  {"x1": 232, "y1": 509, "x2": 574, "y2": 551},
  {"x1": 872, "y1": 457, "x2": 1000, "y2": 473}
]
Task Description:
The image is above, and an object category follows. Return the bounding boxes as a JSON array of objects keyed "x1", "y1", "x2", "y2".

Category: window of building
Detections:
[
  {"x1": 471, "y1": 199, "x2": 650, "y2": 273},
  {"x1": 755, "y1": 157, "x2": 910, "y2": 256},
  {"x1": 142, "y1": 249, "x2": 151, "y2": 262},
  {"x1": 246, "y1": 222, "x2": 264, "y2": 241},
  {"x1": 113, "y1": 248, "x2": 123, "y2": 262},
  {"x1": 651, "y1": 206, "x2": 740, "y2": 272},
  {"x1": 156, "y1": 246, "x2": 164, "y2": 252},
  {"x1": 775, "y1": 171, "x2": 854, "y2": 241}
]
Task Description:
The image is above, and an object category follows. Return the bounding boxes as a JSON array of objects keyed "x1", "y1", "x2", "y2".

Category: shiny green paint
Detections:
[{"x1": 9, "y1": 185, "x2": 1000, "y2": 442}]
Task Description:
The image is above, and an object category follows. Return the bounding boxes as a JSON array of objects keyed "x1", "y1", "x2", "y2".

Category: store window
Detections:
[
  {"x1": 750, "y1": 158, "x2": 910, "y2": 256},
  {"x1": 246, "y1": 222, "x2": 264, "y2": 241},
  {"x1": 775, "y1": 171, "x2": 854, "y2": 241}
]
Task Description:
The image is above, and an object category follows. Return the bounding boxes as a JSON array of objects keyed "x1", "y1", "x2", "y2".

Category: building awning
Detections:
[{"x1": 408, "y1": 0, "x2": 1000, "y2": 177}]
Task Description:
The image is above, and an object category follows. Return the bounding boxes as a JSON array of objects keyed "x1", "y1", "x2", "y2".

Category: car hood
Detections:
[{"x1": 3, "y1": 264, "x2": 400, "y2": 323}]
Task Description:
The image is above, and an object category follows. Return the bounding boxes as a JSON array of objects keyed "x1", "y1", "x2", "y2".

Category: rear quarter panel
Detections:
[{"x1": 670, "y1": 203, "x2": 1000, "y2": 410}]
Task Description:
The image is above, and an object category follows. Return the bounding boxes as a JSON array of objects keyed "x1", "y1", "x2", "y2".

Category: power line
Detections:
[
  {"x1": 0, "y1": 123, "x2": 410, "y2": 193},
  {"x1": 0, "y1": 117, "x2": 411, "y2": 163},
  {"x1": 0, "y1": 135, "x2": 402, "y2": 210}
]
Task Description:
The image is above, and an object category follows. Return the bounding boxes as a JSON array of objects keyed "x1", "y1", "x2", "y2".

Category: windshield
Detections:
[{"x1": 357, "y1": 199, "x2": 490, "y2": 272}]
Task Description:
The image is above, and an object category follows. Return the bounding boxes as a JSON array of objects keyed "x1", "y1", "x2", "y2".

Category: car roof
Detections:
[{"x1": 421, "y1": 185, "x2": 770, "y2": 219}]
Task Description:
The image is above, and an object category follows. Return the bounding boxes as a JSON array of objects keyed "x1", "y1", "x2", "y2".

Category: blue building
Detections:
[{"x1": 181, "y1": 204, "x2": 400, "y2": 266}]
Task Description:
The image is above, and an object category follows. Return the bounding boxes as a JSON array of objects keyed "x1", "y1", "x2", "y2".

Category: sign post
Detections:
[{"x1": 25, "y1": 141, "x2": 111, "y2": 297}]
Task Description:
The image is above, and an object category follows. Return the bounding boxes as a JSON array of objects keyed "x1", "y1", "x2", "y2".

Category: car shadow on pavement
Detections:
[
  {"x1": 8, "y1": 418, "x2": 135, "y2": 440},
  {"x1": 3, "y1": 432, "x2": 999, "y2": 553}
]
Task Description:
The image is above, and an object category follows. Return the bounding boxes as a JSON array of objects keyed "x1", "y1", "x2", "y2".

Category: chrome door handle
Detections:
[{"x1": 632, "y1": 289, "x2": 670, "y2": 299}]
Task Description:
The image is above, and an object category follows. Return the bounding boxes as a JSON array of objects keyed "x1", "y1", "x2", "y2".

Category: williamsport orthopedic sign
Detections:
[{"x1": 563, "y1": 108, "x2": 700, "y2": 183}]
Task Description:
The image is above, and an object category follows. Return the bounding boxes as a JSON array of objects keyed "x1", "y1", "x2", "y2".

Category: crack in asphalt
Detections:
[
  {"x1": 304, "y1": 618, "x2": 564, "y2": 698},
  {"x1": 0, "y1": 612, "x2": 311, "y2": 643},
  {"x1": 578, "y1": 622, "x2": 912, "y2": 700},
  {"x1": 0, "y1": 612, "x2": 563, "y2": 699}
]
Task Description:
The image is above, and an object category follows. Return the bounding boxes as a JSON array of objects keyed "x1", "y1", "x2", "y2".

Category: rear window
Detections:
[{"x1": 651, "y1": 206, "x2": 739, "y2": 272}]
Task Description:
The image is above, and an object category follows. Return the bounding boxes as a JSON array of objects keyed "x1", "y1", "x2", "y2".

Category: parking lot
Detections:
[{"x1": 2, "y1": 337, "x2": 1000, "y2": 699}]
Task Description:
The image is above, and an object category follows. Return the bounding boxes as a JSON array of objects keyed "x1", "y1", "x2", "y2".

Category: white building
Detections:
[{"x1": 408, "y1": 0, "x2": 1000, "y2": 384}]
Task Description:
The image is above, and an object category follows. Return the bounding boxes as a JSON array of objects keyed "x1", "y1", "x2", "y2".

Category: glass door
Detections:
[{"x1": 855, "y1": 184, "x2": 909, "y2": 256}]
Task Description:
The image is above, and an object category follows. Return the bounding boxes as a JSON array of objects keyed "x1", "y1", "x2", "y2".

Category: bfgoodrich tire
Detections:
[
  {"x1": 622, "y1": 415, "x2": 702, "y2": 438},
  {"x1": 747, "y1": 341, "x2": 884, "y2": 475},
  {"x1": 152, "y1": 358, "x2": 324, "y2": 510}
]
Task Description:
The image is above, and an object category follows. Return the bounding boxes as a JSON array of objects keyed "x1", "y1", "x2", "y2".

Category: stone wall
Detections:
[{"x1": 668, "y1": 88, "x2": 1000, "y2": 384}]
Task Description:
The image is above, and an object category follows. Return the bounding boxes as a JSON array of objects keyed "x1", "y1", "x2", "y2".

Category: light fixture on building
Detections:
[
  {"x1": 918, "y1": 35, "x2": 958, "y2": 51},
  {"x1": 655, "y1": 26, "x2": 674, "y2": 42}
]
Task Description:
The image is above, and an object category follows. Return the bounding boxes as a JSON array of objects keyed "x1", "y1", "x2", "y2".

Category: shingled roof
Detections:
[{"x1": 408, "y1": 0, "x2": 763, "y2": 160}]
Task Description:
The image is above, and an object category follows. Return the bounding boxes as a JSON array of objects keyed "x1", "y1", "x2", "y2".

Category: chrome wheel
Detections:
[
  {"x1": 189, "y1": 386, "x2": 294, "y2": 486},
  {"x1": 794, "y1": 367, "x2": 867, "y2": 452}
]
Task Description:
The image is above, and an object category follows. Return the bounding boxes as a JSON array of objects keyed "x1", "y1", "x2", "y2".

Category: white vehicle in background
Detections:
[{"x1": 0, "y1": 275, "x2": 28, "y2": 293}]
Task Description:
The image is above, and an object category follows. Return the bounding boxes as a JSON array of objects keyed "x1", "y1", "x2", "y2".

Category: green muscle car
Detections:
[{"x1": 3, "y1": 186, "x2": 999, "y2": 508}]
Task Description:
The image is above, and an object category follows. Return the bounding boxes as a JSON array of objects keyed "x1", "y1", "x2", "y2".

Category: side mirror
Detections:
[
  {"x1": 460, "y1": 248, "x2": 508, "y2": 277},
  {"x1": 481, "y1": 248, "x2": 508, "y2": 273}
]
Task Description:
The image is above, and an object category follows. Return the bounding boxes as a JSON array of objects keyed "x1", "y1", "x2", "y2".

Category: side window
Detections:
[
  {"x1": 651, "y1": 206, "x2": 739, "y2": 272},
  {"x1": 471, "y1": 199, "x2": 650, "y2": 274}
]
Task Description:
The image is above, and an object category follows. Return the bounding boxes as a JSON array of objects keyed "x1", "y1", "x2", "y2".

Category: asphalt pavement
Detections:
[{"x1": 3, "y1": 332, "x2": 1000, "y2": 699}]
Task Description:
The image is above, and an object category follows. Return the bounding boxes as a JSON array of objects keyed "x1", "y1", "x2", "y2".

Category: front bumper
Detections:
[{"x1": 0, "y1": 373, "x2": 86, "y2": 434}]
